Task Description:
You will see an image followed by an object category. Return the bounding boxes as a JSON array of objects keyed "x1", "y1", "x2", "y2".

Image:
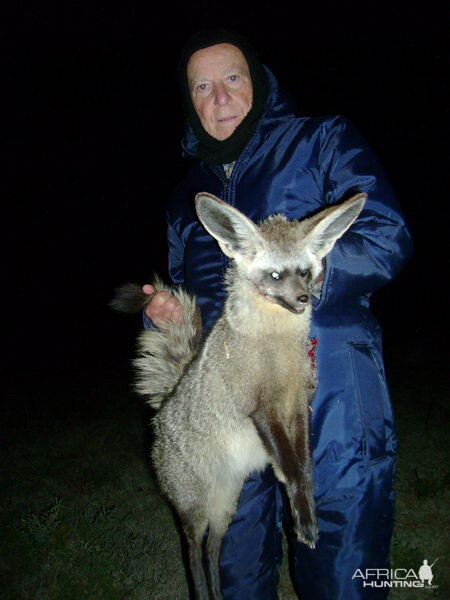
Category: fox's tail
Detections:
[{"x1": 111, "y1": 276, "x2": 202, "y2": 409}]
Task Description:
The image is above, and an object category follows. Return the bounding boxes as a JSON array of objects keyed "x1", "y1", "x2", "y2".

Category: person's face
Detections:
[{"x1": 187, "y1": 43, "x2": 253, "y2": 141}]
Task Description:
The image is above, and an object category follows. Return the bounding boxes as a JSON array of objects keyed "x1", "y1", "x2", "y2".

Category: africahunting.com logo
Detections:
[{"x1": 352, "y1": 558, "x2": 439, "y2": 589}]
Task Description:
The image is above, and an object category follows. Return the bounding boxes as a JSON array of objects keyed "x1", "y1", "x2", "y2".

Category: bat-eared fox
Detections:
[{"x1": 111, "y1": 191, "x2": 366, "y2": 600}]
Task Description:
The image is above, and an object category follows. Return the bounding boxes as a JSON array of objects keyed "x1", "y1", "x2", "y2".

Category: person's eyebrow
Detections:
[
  {"x1": 190, "y1": 64, "x2": 248, "y2": 81},
  {"x1": 222, "y1": 65, "x2": 248, "y2": 75},
  {"x1": 189, "y1": 76, "x2": 210, "y2": 84}
]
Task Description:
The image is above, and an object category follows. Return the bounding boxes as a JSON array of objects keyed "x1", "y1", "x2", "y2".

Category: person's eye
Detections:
[
  {"x1": 228, "y1": 75, "x2": 239, "y2": 83},
  {"x1": 196, "y1": 83, "x2": 209, "y2": 92}
]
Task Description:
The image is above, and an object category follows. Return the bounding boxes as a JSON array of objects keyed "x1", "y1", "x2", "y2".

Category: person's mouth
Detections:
[{"x1": 218, "y1": 116, "x2": 237, "y2": 124}]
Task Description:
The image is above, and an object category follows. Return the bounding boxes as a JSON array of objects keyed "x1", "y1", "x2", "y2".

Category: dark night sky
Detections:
[{"x1": 3, "y1": 1, "x2": 447, "y2": 410}]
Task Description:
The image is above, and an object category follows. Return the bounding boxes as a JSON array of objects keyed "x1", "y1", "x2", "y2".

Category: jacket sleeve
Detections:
[
  {"x1": 316, "y1": 116, "x2": 413, "y2": 308},
  {"x1": 142, "y1": 207, "x2": 186, "y2": 331},
  {"x1": 167, "y1": 214, "x2": 185, "y2": 286}
]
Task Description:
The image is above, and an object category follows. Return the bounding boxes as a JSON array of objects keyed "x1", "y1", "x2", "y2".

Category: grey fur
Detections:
[{"x1": 115, "y1": 192, "x2": 366, "y2": 600}]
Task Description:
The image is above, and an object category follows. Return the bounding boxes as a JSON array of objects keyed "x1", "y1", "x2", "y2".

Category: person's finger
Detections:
[
  {"x1": 151, "y1": 292, "x2": 172, "y2": 310},
  {"x1": 171, "y1": 306, "x2": 183, "y2": 324},
  {"x1": 147, "y1": 292, "x2": 181, "y2": 321},
  {"x1": 142, "y1": 284, "x2": 155, "y2": 295},
  {"x1": 145, "y1": 291, "x2": 170, "y2": 319}
]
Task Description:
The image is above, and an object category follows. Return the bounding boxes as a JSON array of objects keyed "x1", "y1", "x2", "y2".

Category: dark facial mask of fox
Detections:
[{"x1": 112, "y1": 192, "x2": 366, "y2": 600}]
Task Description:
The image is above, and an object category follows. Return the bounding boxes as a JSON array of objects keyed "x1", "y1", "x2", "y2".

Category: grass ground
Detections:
[{"x1": 1, "y1": 344, "x2": 448, "y2": 599}]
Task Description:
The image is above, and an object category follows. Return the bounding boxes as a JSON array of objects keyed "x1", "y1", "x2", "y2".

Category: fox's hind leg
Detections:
[
  {"x1": 180, "y1": 510, "x2": 209, "y2": 600},
  {"x1": 291, "y1": 416, "x2": 318, "y2": 547},
  {"x1": 205, "y1": 483, "x2": 242, "y2": 599},
  {"x1": 251, "y1": 406, "x2": 318, "y2": 548},
  {"x1": 205, "y1": 526, "x2": 225, "y2": 600}
]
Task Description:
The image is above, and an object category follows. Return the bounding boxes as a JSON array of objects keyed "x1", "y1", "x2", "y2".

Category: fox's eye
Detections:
[{"x1": 271, "y1": 271, "x2": 281, "y2": 280}]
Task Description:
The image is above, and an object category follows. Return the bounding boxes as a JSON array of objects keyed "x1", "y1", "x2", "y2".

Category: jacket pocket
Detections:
[{"x1": 348, "y1": 342, "x2": 388, "y2": 463}]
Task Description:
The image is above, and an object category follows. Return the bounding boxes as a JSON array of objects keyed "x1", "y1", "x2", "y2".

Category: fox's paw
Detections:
[{"x1": 295, "y1": 517, "x2": 319, "y2": 549}]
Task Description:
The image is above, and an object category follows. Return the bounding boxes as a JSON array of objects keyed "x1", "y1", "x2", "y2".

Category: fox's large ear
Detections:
[
  {"x1": 195, "y1": 193, "x2": 264, "y2": 261},
  {"x1": 304, "y1": 193, "x2": 367, "y2": 260}
]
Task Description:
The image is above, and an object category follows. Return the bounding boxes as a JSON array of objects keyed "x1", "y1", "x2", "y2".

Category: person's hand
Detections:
[{"x1": 142, "y1": 284, "x2": 183, "y2": 324}]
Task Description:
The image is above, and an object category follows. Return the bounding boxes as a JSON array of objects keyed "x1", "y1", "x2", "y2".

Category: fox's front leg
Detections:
[{"x1": 251, "y1": 406, "x2": 318, "y2": 548}]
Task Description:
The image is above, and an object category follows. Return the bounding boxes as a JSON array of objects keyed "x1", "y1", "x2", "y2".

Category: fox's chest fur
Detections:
[
  {"x1": 188, "y1": 321, "x2": 316, "y2": 484},
  {"x1": 193, "y1": 301, "x2": 315, "y2": 423}
]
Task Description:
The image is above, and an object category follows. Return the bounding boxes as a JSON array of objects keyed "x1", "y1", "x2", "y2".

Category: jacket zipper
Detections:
[
  {"x1": 207, "y1": 164, "x2": 234, "y2": 272},
  {"x1": 208, "y1": 164, "x2": 233, "y2": 205}
]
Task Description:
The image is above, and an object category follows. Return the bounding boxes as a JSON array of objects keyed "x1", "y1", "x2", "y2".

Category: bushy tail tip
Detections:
[
  {"x1": 109, "y1": 283, "x2": 150, "y2": 314},
  {"x1": 109, "y1": 275, "x2": 170, "y2": 314}
]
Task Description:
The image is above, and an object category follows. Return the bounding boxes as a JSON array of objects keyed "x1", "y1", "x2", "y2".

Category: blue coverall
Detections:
[{"x1": 147, "y1": 66, "x2": 413, "y2": 599}]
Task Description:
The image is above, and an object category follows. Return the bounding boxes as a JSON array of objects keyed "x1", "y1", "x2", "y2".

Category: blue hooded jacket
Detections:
[{"x1": 161, "y1": 67, "x2": 413, "y2": 597}]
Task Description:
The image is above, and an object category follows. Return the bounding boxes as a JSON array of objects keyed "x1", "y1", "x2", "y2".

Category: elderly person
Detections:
[{"x1": 143, "y1": 30, "x2": 412, "y2": 599}]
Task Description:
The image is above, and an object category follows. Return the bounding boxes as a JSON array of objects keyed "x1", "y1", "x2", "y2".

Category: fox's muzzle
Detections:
[{"x1": 274, "y1": 293, "x2": 309, "y2": 314}]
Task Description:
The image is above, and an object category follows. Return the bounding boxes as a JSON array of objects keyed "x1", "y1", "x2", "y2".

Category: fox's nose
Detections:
[{"x1": 297, "y1": 294, "x2": 309, "y2": 304}]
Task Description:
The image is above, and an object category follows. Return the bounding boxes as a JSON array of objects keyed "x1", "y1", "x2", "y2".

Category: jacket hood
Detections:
[{"x1": 180, "y1": 66, "x2": 298, "y2": 160}]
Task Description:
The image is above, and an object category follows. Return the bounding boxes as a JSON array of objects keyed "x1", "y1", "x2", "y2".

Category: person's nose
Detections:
[{"x1": 214, "y1": 83, "x2": 231, "y2": 106}]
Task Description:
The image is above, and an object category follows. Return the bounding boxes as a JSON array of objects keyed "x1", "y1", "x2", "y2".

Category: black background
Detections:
[{"x1": 3, "y1": 1, "x2": 447, "y2": 416}]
